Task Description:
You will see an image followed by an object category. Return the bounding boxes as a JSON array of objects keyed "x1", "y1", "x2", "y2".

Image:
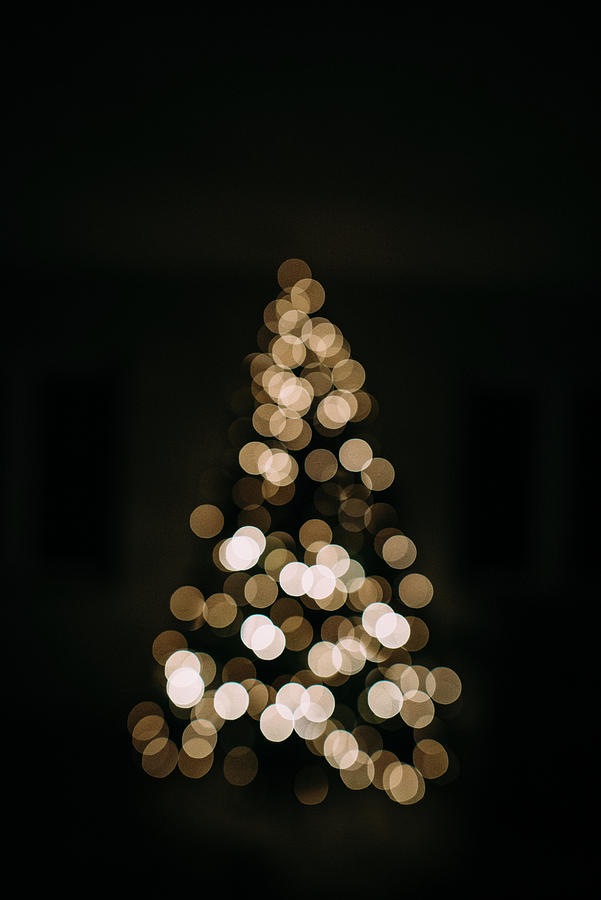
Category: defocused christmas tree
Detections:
[{"x1": 128, "y1": 259, "x2": 462, "y2": 804}]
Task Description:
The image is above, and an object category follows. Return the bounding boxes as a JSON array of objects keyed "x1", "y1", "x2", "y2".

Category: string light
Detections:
[{"x1": 128, "y1": 259, "x2": 462, "y2": 804}]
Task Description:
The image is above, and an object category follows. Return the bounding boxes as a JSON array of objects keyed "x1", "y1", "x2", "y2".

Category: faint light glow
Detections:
[
  {"x1": 222, "y1": 656, "x2": 256, "y2": 683},
  {"x1": 129, "y1": 258, "x2": 462, "y2": 805},
  {"x1": 294, "y1": 765, "x2": 329, "y2": 804},
  {"x1": 223, "y1": 746, "x2": 259, "y2": 786}
]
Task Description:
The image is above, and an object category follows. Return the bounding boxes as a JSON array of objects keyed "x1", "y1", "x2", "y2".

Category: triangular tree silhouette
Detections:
[{"x1": 128, "y1": 259, "x2": 461, "y2": 804}]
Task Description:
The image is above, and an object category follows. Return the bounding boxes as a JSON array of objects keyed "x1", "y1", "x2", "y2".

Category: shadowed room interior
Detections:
[{"x1": 4, "y1": 11, "x2": 598, "y2": 895}]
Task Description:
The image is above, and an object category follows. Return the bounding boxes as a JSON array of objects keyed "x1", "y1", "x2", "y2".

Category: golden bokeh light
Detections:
[
  {"x1": 400, "y1": 691, "x2": 435, "y2": 729},
  {"x1": 152, "y1": 630, "x2": 187, "y2": 666},
  {"x1": 304, "y1": 448, "x2": 338, "y2": 482},
  {"x1": 127, "y1": 701, "x2": 164, "y2": 734},
  {"x1": 382, "y1": 534, "x2": 418, "y2": 569},
  {"x1": 367, "y1": 680, "x2": 404, "y2": 718},
  {"x1": 182, "y1": 719, "x2": 217, "y2": 759},
  {"x1": 282, "y1": 615, "x2": 314, "y2": 651},
  {"x1": 178, "y1": 748, "x2": 214, "y2": 779},
  {"x1": 370, "y1": 749, "x2": 400, "y2": 791},
  {"x1": 324, "y1": 730, "x2": 359, "y2": 770},
  {"x1": 239, "y1": 441, "x2": 270, "y2": 475},
  {"x1": 290, "y1": 278, "x2": 325, "y2": 314},
  {"x1": 203, "y1": 593, "x2": 238, "y2": 629},
  {"x1": 332, "y1": 358, "x2": 366, "y2": 393},
  {"x1": 338, "y1": 438, "x2": 373, "y2": 472},
  {"x1": 169, "y1": 586, "x2": 205, "y2": 622},
  {"x1": 164, "y1": 649, "x2": 200, "y2": 678},
  {"x1": 131, "y1": 714, "x2": 166, "y2": 752},
  {"x1": 244, "y1": 679, "x2": 271, "y2": 720},
  {"x1": 426, "y1": 667, "x2": 462, "y2": 705},
  {"x1": 385, "y1": 762, "x2": 425, "y2": 805},
  {"x1": 277, "y1": 258, "x2": 312, "y2": 291},
  {"x1": 404, "y1": 616, "x2": 430, "y2": 651},
  {"x1": 361, "y1": 457, "x2": 395, "y2": 491},
  {"x1": 308, "y1": 641, "x2": 343, "y2": 679},
  {"x1": 398, "y1": 572, "x2": 434, "y2": 608},
  {"x1": 244, "y1": 573, "x2": 278, "y2": 608},
  {"x1": 192, "y1": 690, "x2": 225, "y2": 731},
  {"x1": 189, "y1": 504, "x2": 224, "y2": 539},
  {"x1": 413, "y1": 739, "x2": 449, "y2": 779},
  {"x1": 299, "y1": 518, "x2": 332, "y2": 550},
  {"x1": 339, "y1": 750, "x2": 375, "y2": 790}
]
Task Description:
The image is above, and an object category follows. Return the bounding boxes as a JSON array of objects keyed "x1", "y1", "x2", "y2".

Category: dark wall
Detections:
[{"x1": 4, "y1": 12, "x2": 597, "y2": 896}]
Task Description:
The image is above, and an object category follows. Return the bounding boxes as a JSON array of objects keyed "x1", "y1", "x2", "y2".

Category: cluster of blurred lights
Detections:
[{"x1": 129, "y1": 259, "x2": 461, "y2": 805}]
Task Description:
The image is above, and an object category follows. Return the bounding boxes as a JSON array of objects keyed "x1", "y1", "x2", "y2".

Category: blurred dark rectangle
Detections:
[
  {"x1": 0, "y1": 374, "x2": 6, "y2": 553},
  {"x1": 462, "y1": 387, "x2": 535, "y2": 570},
  {"x1": 35, "y1": 370, "x2": 124, "y2": 573},
  {"x1": 568, "y1": 385, "x2": 599, "y2": 571}
]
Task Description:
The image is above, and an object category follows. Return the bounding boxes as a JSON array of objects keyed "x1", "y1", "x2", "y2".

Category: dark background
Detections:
[{"x1": 4, "y1": 10, "x2": 598, "y2": 896}]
